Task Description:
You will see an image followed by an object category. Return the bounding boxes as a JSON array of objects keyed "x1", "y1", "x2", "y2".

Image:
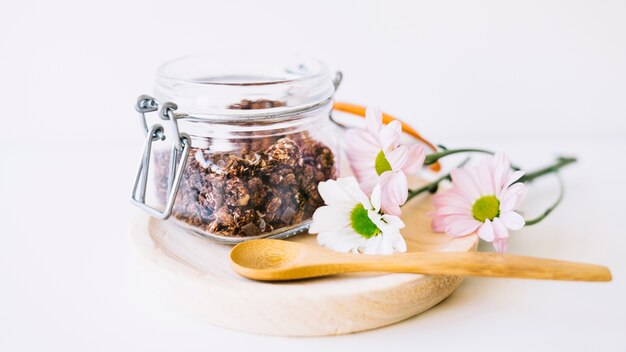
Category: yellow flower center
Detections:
[
  {"x1": 350, "y1": 203, "x2": 381, "y2": 239},
  {"x1": 472, "y1": 196, "x2": 500, "y2": 222},
  {"x1": 375, "y1": 151, "x2": 393, "y2": 175}
]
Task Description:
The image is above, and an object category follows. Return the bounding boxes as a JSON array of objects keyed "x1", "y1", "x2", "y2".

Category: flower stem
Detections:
[
  {"x1": 518, "y1": 156, "x2": 577, "y2": 183},
  {"x1": 524, "y1": 174, "x2": 564, "y2": 226},
  {"x1": 518, "y1": 156, "x2": 577, "y2": 225},
  {"x1": 424, "y1": 148, "x2": 494, "y2": 166},
  {"x1": 405, "y1": 158, "x2": 471, "y2": 203}
]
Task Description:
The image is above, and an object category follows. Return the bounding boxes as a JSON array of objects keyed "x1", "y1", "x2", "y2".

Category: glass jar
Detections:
[{"x1": 131, "y1": 53, "x2": 342, "y2": 243}]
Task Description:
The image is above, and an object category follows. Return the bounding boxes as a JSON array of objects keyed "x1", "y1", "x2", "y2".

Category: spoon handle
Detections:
[{"x1": 348, "y1": 251, "x2": 612, "y2": 282}]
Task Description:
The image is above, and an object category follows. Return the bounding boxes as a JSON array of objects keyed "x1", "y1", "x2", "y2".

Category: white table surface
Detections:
[{"x1": 0, "y1": 136, "x2": 624, "y2": 351}]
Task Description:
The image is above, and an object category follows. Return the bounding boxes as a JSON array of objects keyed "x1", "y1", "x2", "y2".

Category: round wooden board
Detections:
[{"x1": 131, "y1": 188, "x2": 479, "y2": 336}]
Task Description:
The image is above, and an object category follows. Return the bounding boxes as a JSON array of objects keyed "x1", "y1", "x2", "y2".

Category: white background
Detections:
[{"x1": 1, "y1": 1, "x2": 625, "y2": 351}]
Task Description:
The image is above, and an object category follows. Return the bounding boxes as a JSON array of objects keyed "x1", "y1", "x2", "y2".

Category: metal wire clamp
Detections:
[{"x1": 131, "y1": 95, "x2": 190, "y2": 219}]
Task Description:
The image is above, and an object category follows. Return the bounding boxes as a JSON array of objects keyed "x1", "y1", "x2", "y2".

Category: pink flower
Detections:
[
  {"x1": 431, "y1": 153, "x2": 527, "y2": 253},
  {"x1": 344, "y1": 107, "x2": 426, "y2": 216}
]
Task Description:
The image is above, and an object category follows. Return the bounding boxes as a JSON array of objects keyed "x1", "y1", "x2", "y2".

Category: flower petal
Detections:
[
  {"x1": 317, "y1": 179, "x2": 355, "y2": 208},
  {"x1": 451, "y1": 168, "x2": 481, "y2": 200},
  {"x1": 353, "y1": 170, "x2": 379, "y2": 195},
  {"x1": 402, "y1": 144, "x2": 426, "y2": 174},
  {"x1": 383, "y1": 202, "x2": 402, "y2": 218},
  {"x1": 379, "y1": 171, "x2": 408, "y2": 216},
  {"x1": 492, "y1": 217, "x2": 509, "y2": 239},
  {"x1": 477, "y1": 219, "x2": 495, "y2": 242},
  {"x1": 392, "y1": 233, "x2": 407, "y2": 253},
  {"x1": 504, "y1": 170, "x2": 525, "y2": 189},
  {"x1": 343, "y1": 129, "x2": 381, "y2": 193},
  {"x1": 431, "y1": 213, "x2": 447, "y2": 232},
  {"x1": 309, "y1": 206, "x2": 350, "y2": 233},
  {"x1": 444, "y1": 215, "x2": 481, "y2": 237},
  {"x1": 361, "y1": 235, "x2": 390, "y2": 255},
  {"x1": 515, "y1": 185, "x2": 528, "y2": 208},
  {"x1": 492, "y1": 167, "x2": 504, "y2": 190},
  {"x1": 432, "y1": 188, "x2": 473, "y2": 208},
  {"x1": 499, "y1": 182, "x2": 526, "y2": 212},
  {"x1": 491, "y1": 152, "x2": 509, "y2": 191},
  {"x1": 366, "y1": 209, "x2": 379, "y2": 226},
  {"x1": 370, "y1": 184, "x2": 382, "y2": 212},
  {"x1": 499, "y1": 194, "x2": 517, "y2": 213},
  {"x1": 365, "y1": 106, "x2": 383, "y2": 136},
  {"x1": 385, "y1": 146, "x2": 409, "y2": 172},
  {"x1": 493, "y1": 152, "x2": 510, "y2": 170},
  {"x1": 343, "y1": 129, "x2": 380, "y2": 155},
  {"x1": 492, "y1": 238, "x2": 509, "y2": 253},
  {"x1": 474, "y1": 161, "x2": 495, "y2": 196},
  {"x1": 359, "y1": 236, "x2": 378, "y2": 254},
  {"x1": 381, "y1": 214, "x2": 406, "y2": 229},
  {"x1": 317, "y1": 227, "x2": 365, "y2": 253},
  {"x1": 436, "y1": 205, "x2": 472, "y2": 216},
  {"x1": 377, "y1": 224, "x2": 407, "y2": 254},
  {"x1": 378, "y1": 120, "x2": 402, "y2": 152},
  {"x1": 337, "y1": 177, "x2": 372, "y2": 209},
  {"x1": 500, "y1": 211, "x2": 525, "y2": 230}
]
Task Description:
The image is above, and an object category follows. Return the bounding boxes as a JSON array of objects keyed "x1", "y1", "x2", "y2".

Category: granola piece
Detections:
[
  {"x1": 264, "y1": 196, "x2": 282, "y2": 223},
  {"x1": 209, "y1": 206, "x2": 235, "y2": 233},
  {"x1": 241, "y1": 222, "x2": 261, "y2": 237},
  {"x1": 224, "y1": 177, "x2": 251, "y2": 207},
  {"x1": 269, "y1": 165, "x2": 298, "y2": 191},
  {"x1": 232, "y1": 207, "x2": 258, "y2": 234},
  {"x1": 264, "y1": 137, "x2": 302, "y2": 167},
  {"x1": 198, "y1": 177, "x2": 223, "y2": 211},
  {"x1": 224, "y1": 155, "x2": 246, "y2": 178},
  {"x1": 247, "y1": 177, "x2": 267, "y2": 207},
  {"x1": 280, "y1": 206, "x2": 296, "y2": 224}
]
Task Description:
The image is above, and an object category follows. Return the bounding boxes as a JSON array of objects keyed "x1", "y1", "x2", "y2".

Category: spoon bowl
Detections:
[{"x1": 230, "y1": 238, "x2": 307, "y2": 269}]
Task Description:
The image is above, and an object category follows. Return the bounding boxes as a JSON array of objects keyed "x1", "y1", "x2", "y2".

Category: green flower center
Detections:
[
  {"x1": 375, "y1": 150, "x2": 393, "y2": 175},
  {"x1": 472, "y1": 196, "x2": 500, "y2": 222},
  {"x1": 350, "y1": 203, "x2": 381, "y2": 239}
]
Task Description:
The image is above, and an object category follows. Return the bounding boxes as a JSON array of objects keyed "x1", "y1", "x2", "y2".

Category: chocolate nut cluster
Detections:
[{"x1": 154, "y1": 100, "x2": 337, "y2": 238}]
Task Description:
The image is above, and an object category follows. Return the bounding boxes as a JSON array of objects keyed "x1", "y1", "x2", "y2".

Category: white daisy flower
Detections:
[{"x1": 309, "y1": 177, "x2": 407, "y2": 255}]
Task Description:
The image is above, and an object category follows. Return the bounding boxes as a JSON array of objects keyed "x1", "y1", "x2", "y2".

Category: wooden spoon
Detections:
[{"x1": 230, "y1": 239, "x2": 612, "y2": 282}]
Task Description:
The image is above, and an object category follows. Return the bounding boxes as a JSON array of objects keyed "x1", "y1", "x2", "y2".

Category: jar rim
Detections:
[
  {"x1": 154, "y1": 53, "x2": 337, "y2": 120},
  {"x1": 157, "y1": 52, "x2": 330, "y2": 86}
]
